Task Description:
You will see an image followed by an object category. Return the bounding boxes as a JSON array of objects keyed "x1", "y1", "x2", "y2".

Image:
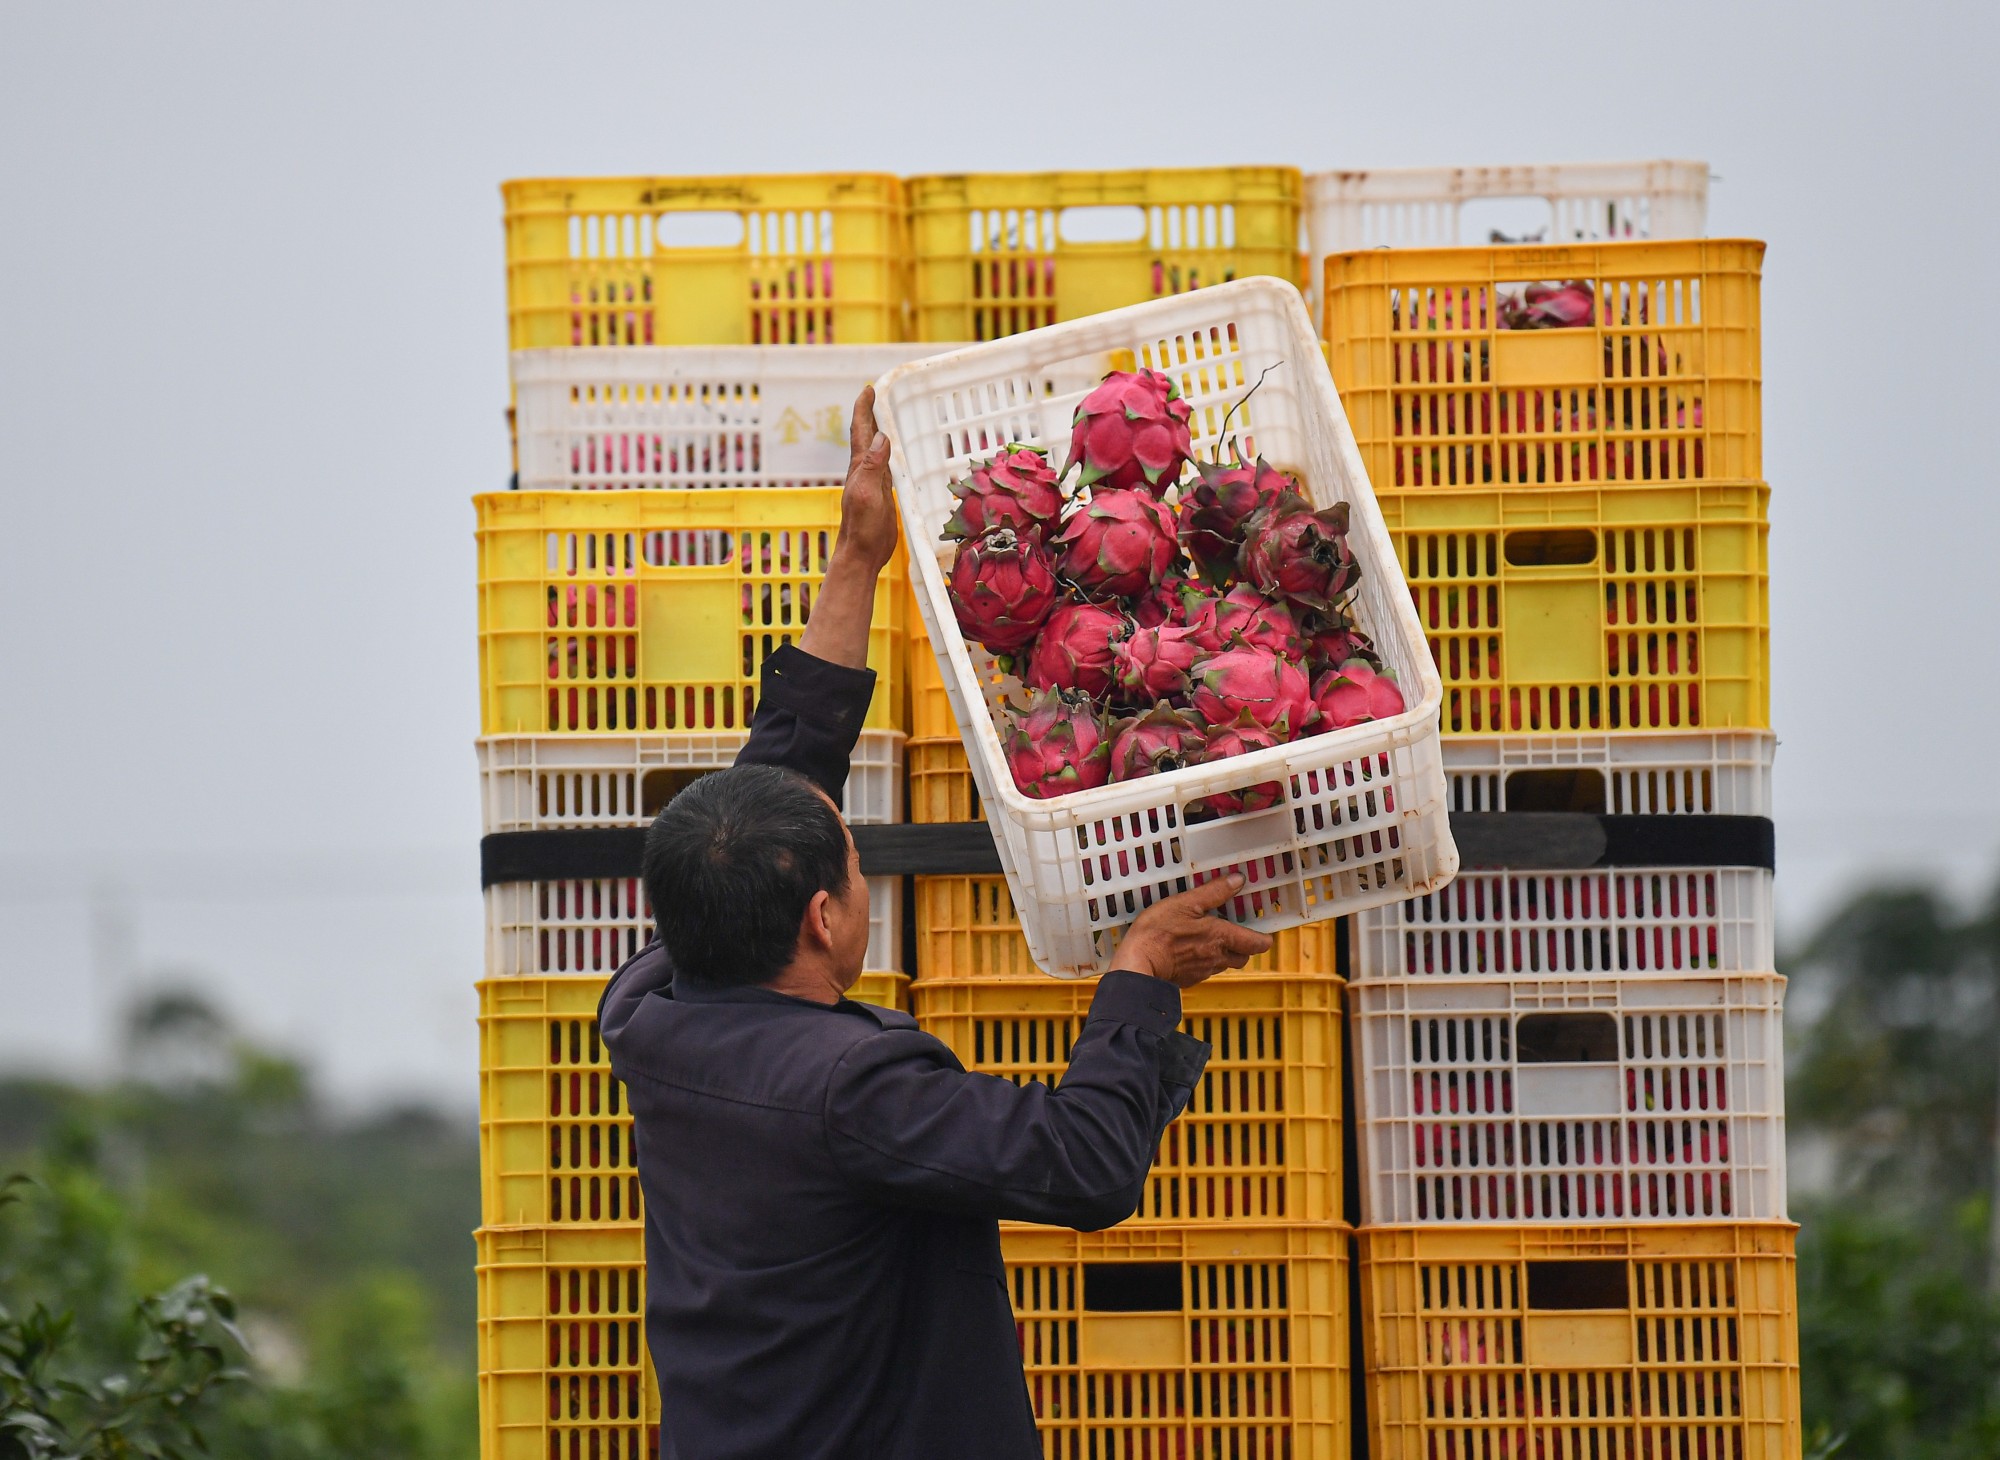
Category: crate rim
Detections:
[{"x1": 1322, "y1": 233, "x2": 1766, "y2": 271}]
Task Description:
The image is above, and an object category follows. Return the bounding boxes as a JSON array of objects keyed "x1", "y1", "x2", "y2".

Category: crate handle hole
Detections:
[
  {"x1": 1083, "y1": 1261, "x2": 1183, "y2": 1312},
  {"x1": 1459, "y1": 197, "x2": 1557, "y2": 247},
  {"x1": 656, "y1": 212, "x2": 747, "y2": 250},
  {"x1": 1059, "y1": 206, "x2": 1148, "y2": 245},
  {"x1": 1526, "y1": 1259, "x2": 1629, "y2": 1311},
  {"x1": 1503, "y1": 768, "x2": 1607, "y2": 814},
  {"x1": 1517, "y1": 1012, "x2": 1619, "y2": 1064},
  {"x1": 1504, "y1": 529, "x2": 1598, "y2": 567},
  {"x1": 640, "y1": 767, "x2": 718, "y2": 817}
]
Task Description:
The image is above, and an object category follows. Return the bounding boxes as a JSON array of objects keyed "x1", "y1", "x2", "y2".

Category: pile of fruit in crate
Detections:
[{"x1": 942, "y1": 368, "x2": 1407, "y2": 807}]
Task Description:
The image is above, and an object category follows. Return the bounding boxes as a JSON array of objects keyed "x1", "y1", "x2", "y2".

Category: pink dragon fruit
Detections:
[
  {"x1": 1185, "y1": 585, "x2": 1305, "y2": 657},
  {"x1": 1130, "y1": 572, "x2": 1196, "y2": 629},
  {"x1": 1066, "y1": 368, "x2": 1194, "y2": 496},
  {"x1": 1301, "y1": 612, "x2": 1384, "y2": 675},
  {"x1": 1313, "y1": 659, "x2": 1407, "y2": 729},
  {"x1": 1113, "y1": 622, "x2": 1204, "y2": 703},
  {"x1": 1188, "y1": 646, "x2": 1316, "y2": 736},
  {"x1": 1191, "y1": 718, "x2": 1285, "y2": 818},
  {"x1": 1107, "y1": 704, "x2": 1204, "y2": 783},
  {"x1": 1002, "y1": 688, "x2": 1112, "y2": 799},
  {"x1": 1023, "y1": 600, "x2": 1128, "y2": 698},
  {"x1": 1054, "y1": 488, "x2": 1178, "y2": 600},
  {"x1": 941, "y1": 445, "x2": 1065, "y2": 543},
  {"x1": 1180, "y1": 452, "x2": 1292, "y2": 585},
  {"x1": 1240, "y1": 494, "x2": 1360, "y2": 613},
  {"x1": 947, "y1": 528, "x2": 1060, "y2": 654},
  {"x1": 1499, "y1": 280, "x2": 1595, "y2": 330}
]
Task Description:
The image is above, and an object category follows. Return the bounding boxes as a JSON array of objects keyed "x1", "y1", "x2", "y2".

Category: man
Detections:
[{"x1": 599, "y1": 387, "x2": 1274, "y2": 1459}]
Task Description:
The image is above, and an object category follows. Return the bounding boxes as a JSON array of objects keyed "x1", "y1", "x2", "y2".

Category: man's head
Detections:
[{"x1": 641, "y1": 765, "x2": 871, "y2": 994}]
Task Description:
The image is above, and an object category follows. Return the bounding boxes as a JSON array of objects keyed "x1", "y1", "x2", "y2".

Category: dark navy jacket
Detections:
[{"x1": 599, "y1": 645, "x2": 1211, "y2": 1459}]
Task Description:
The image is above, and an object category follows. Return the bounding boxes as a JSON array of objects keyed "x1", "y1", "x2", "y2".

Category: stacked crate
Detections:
[
  {"x1": 476, "y1": 173, "x2": 939, "y2": 1460},
  {"x1": 905, "y1": 165, "x2": 1307, "y2": 342},
  {"x1": 1322, "y1": 232, "x2": 1801, "y2": 1457}
]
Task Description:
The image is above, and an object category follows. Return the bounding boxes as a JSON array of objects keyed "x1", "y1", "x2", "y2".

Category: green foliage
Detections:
[
  {"x1": 1788, "y1": 879, "x2": 2000, "y2": 1457},
  {"x1": 0, "y1": 994, "x2": 477, "y2": 1460},
  {"x1": 0, "y1": 1175, "x2": 249, "y2": 1460}
]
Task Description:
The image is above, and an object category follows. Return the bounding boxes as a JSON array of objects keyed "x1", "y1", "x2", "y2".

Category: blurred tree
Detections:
[
  {"x1": 0, "y1": 989, "x2": 477, "y2": 1460},
  {"x1": 1787, "y1": 878, "x2": 2000, "y2": 1456},
  {"x1": 1787, "y1": 885, "x2": 2000, "y2": 1227}
]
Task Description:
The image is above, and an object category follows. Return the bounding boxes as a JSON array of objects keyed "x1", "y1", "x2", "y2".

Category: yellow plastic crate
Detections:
[
  {"x1": 1004, "y1": 1223, "x2": 1350, "y2": 1459},
  {"x1": 907, "y1": 737, "x2": 979, "y2": 823},
  {"x1": 1359, "y1": 1222, "x2": 1800, "y2": 1460},
  {"x1": 477, "y1": 489, "x2": 908, "y2": 735},
  {"x1": 1324, "y1": 238, "x2": 1762, "y2": 489},
  {"x1": 503, "y1": 174, "x2": 908, "y2": 349},
  {"x1": 479, "y1": 974, "x2": 909, "y2": 1228},
  {"x1": 908, "y1": 167, "x2": 1304, "y2": 341},
  {"x1": 476, "y1": 1224, "x2": 655, "y2": 1460},
  {"x1": 1381, "y1": 481, "x2": 1769, "y2": 734},
  {"x1": 916, "y1": 876, "x2": 1341, "y2": 982},
  {"x1": 916, "y1": 976, "x2": 1342, "y2": 1225},
  {"x1": 908, "y1": 606, "x2": 958, "y2": 741}
]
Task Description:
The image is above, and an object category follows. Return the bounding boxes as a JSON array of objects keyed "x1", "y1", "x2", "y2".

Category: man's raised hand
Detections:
[{"x1": 838, "y1": 385, "x2": 900, "y2": 575}]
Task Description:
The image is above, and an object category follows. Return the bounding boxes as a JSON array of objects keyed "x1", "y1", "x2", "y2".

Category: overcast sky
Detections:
[{"x1": 1, "y1": 0, "x2": 1994, "y2": 1108}]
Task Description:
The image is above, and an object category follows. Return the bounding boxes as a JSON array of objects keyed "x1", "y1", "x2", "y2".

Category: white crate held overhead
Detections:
[
  {"x1": 486, "y1": 874, "x2": 902, "y2": 979},
  {"x1": 1355, "y1": 866, "x2": 1773, "y2": 980},
  {"x1": 512, "y1": 345, "x2": 957, "y2": 490},
  {"x1": 1442, "y1": 731, "x2": 1775, "y2": 816},
  {"x1": 876, "y1": 278, "x2": 1456, "y2": 976},
  {"x1": 477, "y1": 731, "x2": 904, "y2": 833},
  {"x1": 1351, "y1": 973, "x2": 1787, "y2": 1225},
  {"x1": 1304, "y1": 159, "x2": 1709, "y2": 294}
]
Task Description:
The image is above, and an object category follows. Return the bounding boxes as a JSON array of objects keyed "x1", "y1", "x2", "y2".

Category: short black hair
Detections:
[{"x1": 642, "y1": 763, "x2": 852, "y2": 988}]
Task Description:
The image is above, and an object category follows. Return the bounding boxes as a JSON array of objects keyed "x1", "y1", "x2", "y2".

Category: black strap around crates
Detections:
[{"x1": 478, "y1": 813, "x2": 1774, "y2": 888}]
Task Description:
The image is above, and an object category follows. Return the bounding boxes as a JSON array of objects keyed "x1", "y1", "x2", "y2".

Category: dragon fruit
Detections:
[
  {"x1": 1107, "y1": 704, "x2": 1204, "y2": 783},
  {"x1": 941, "y1": 445, "x2": 1065, "y2": 543},
  {"x1": 1113, "y1": 622, "x2": 1204, "y2": 703},
  {"x1": 1180, "y1": 452, "x2": 1292, "y2": 585},
  {"x1": 1188, "y1": 646, "x2": 1316, "y2": 736},
  {"x1": 1185, "y1": 585, "x2": 1305, "y2": 657},
  {"x1": 1302, "y1": 612, "x2": 1384, "y2": 675},
  {"x1": 1023, "y1": 601, "x2": 1128, "y2": 698},
  {"x1": 1066, "y1": 368, "x2": 1194, "y2": 496},
  {"x1": 1130, "y1": 572, "x2": 1197, "y2": 629},
  {"x1": 1054, "y1": 488, "x2": 1178, "y2": 600},
  {"x1": 1002, "y1": 688, "x2": 1112, "y2": 799},
  {"x1": 1191, "y1": 718, "x2": 1285, "y2": 818},
  {"x1": 947, "y1": 528, "x2": 1060, "y2": 654},
  {"x1": 1240, "y1": 494, "x2": 1360, "y2": 613},
  {"x1": 1313, "y1": 659, "x2": 1407, "y2": 729},
  {"x1": 1499, "y1": 280, "x2": 1595, "y2": 331}
]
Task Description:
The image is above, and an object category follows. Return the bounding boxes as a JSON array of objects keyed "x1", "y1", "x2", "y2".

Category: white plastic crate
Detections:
[
  {"x1": 876, "y1": 278, "x2": 1456, "y2": 977},
  {"x1": 512, "y1": 345, "x2": 957, "y2": 490},
  {"x1": 1305, "y1": 159, "x2": 1708, "y2": 307},
  {"x1": 1355, "y1": 865, "x2": 1773, "y2": 980},
  {"x1": 477, "y1": 731, "x2": 904, "y2": 833},
  {"x1": 1442, "y1": 731, "x2": 1774, "y2": 816},
  {"x1": 485, "y1": 873, "x2": 902, "y2": 978},
  {"x1": 1351, "y1": 973, "x2": 1787, "y2": 1224}
]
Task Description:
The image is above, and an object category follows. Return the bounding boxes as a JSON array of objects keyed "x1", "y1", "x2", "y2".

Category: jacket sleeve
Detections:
[
  {"x1": 733, "y1": 643, "x2": 878, "y2": 802},
  {"x1": 821, "y1": 972, "x2": 1211, "y2": 1230}
]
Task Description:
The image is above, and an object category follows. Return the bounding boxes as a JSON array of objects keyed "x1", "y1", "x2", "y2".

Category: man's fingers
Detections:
[
  {"x1": 1221, "y1": 925, "x2": 1275, "y2": 959},
  {"x1": 1180, "y1": 873, "x2": 1245, "y2": 915},
  {"x1": 848, "y1": 385, "x2": 878, "y2": 469}
]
